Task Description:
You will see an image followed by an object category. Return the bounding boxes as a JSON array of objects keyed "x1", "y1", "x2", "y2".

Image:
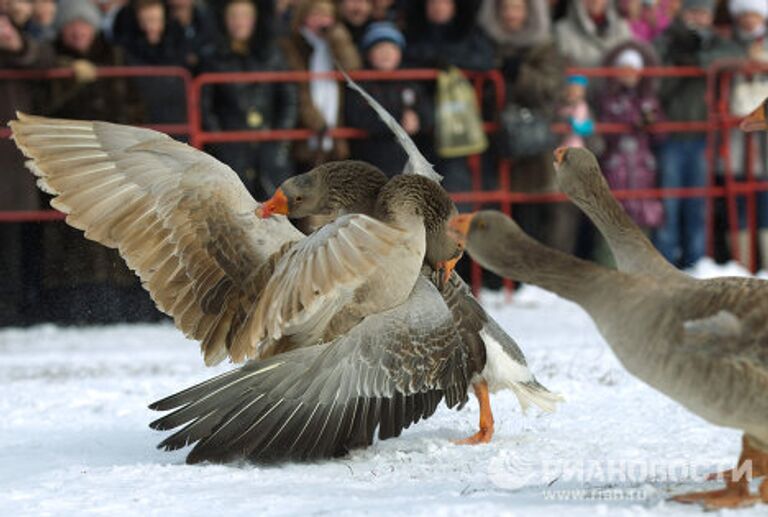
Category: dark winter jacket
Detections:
[
  {"x1": 123, "y1": 21, "x2": 189, "y2": 124},
  {"x1": 201, "y1": 42, "x2": 297, "y2": 133},
  {"x1": 654, "y1": 17, "x2": 739, "y2": 137},
  {"x1": 47, "y1": 34, "x2": 144, "y2": 123},
  {"x1": 345, "y1": 79, "x2": 432, "y2": 175},
  {"x1": 598, "y1": 41, "x2": 664, "y2": 228},
  {"x1": 403, "y1": 0, "x2": 494, "y2": 71},
  {"x1": 0, "y1": 34, "x2": 55, "y2": 211}
]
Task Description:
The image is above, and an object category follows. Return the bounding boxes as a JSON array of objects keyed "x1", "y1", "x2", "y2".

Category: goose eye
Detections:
[{"x1": 295, "y1": 195, "x2": 303, "y2": 203}]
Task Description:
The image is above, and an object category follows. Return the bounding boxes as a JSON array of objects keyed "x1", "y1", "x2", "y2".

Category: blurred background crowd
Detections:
[{"x1": 1, "y1": 0, "x2": 767, "y2": 326}]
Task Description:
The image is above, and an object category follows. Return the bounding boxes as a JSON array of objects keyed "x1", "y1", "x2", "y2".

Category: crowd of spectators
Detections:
[{"x1": 2, "y1": 0, "x2": 768, "y2": 325}]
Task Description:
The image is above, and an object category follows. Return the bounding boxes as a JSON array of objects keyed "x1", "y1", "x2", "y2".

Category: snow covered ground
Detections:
[{"x1": 1, "y1": 259, "x2": 765, "y2": 516}]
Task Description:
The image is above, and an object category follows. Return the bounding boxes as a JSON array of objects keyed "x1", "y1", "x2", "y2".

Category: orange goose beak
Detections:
[
  {"x1": 740, "y1": 101, "x2": 767, "y2": 132},
  {"x1": 553, "y1": 146, "x2": 568, "y2": 165},
  {"x1": 257, "y1": 188, "x2": 289, "y2": 218},
  {"x1": 437, "y1": 254, "x2": 463, "y2": 287}
]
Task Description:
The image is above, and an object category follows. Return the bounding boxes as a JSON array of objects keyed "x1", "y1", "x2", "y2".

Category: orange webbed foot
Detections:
[
  {"x1": 454, "y1": 426, "x2": 494, "y2": 445},
  {"x1": 671, "y1": 485, "x2": 758, "y2": 510}
]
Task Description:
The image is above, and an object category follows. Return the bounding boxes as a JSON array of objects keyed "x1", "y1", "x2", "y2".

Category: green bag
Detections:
[{"x1": 435, "y1": 66, "x2": 488, "y2": 158}]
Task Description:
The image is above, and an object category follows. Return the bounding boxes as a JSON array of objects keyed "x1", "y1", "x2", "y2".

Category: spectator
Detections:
[
  {"x1": 166, "y1": 0, "x2": 218, "y2": 71},
  {"x1": 653, "y1": 0, "x2": 736, "y2": 268},
  {"x1": 371, "y1": 0, "x2": 398, "y2": 22},
  {"x1": 338, "y1": 0, "x2": 372, "y2": 46},
  {"x1": 598, "y1": 42, "x2": 664, "y2": 233},
  {"x1": 479, "y1": 0, "x2": 579, "y2": 253},
  {"x1": 26, "y1": 0, "x2": 57, "y2": 40},
  {"x1": 202, "y1": 0, "x2": 298, "y2": 197},
  {"x1": 280, "y1": 0, "x2": 361, "y2": 169},
  {"x1": 623, "y1": 0, "x2": 672, "y2": 42},
  {"x1": 402, "y1": 0, "x2": 493, "y2": 197},
  {"x1": 122, "y1": 0, "x2": 187, "y2": 124},
  {"x1": 554, "y1": 0, "x2": 632, "y2": 67},
  {"x1": 560, "y1": 75, "x2": 595, "y2": 149},
  {"x1": 8, "y1": 0, "x2": 32, "y2": 28},
  {"x1": 0, "y1": 13, "x2": 54, "y2": 325},
  {"x1": 404, "y1": 0, "x2": 494, "y2": 71},
  {"x1": 47, "y1": 0, "x2": 142, "y2": 121},
  {"x1": 345, "y1": 21, "x2": 432, "y2": 174},
  {"x1": 42, "y1": 0, "x2": 154, "y2": 324},
  {"x1": 725, "y1": 0, "x2": 768, "y2": 269}
]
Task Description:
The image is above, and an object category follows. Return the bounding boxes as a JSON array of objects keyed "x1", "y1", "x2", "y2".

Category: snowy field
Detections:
[{"x1": 1, "y1": 259, "x2": 766, "y2": 516}]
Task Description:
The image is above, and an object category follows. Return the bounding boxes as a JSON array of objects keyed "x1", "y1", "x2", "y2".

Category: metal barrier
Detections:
[{"x1": 2, "y1": 64, "x2": 768, "y2": 295}]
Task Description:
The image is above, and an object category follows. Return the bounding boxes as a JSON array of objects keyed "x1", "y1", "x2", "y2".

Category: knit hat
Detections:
[
  {"x1": 729, "y1": 0, "x2": 768, "y2": 17},
  {"x1": 54, "y1": 0, "x2": 101, "y2": 30},
  {"x1": 681, "y1": 0, "x2": 715, "y2": 11},
  {"x1": 614, "y1": 48, "x2": 644, "y2": 70},
  {"x1": 567, "y1": 75, "x2": 588, "y2": 87},
  {"x1": 361, "y1": 22, "x2": 405, "y2": 51}
]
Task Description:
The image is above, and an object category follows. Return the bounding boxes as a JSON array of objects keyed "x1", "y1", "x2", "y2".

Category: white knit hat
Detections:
[
  {"x1": 614, "y1": 48, "x2": 644, "y2": 70},
  {"x1": 729, "y1": 0, "x2": 768, "y2": 18}
]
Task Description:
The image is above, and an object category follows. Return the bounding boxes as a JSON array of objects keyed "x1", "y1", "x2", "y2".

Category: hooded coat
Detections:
[
  {"x1": 554, "y1": 0, "x2": 632, "y2": 67},
  {"x1": 598, "y1": 40, "x2": 664, "y2": 228},
  {"x1": 280, "y1": 0, "x2": 362, "y2": 167}
]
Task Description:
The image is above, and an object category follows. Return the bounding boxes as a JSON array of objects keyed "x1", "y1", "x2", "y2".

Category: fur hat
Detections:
[{"x1": 729, "y1": 0, "x2": 768, "y2": 18}]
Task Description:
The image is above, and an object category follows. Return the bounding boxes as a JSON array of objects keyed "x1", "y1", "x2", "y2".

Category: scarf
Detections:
[{"x1": 301, "y1": 27, "x2": 338, "y2": 152}]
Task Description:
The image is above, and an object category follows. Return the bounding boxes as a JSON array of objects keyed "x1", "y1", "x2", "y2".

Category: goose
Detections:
[
  {"x1": 449, "y1": 180, "x2": 768, "y2": 508},
  {"x1": 9, "y1": 112, "x2": 478, "y2": 462},
  {"x1": 260, "y1": 159, "x2": 562, "y2": 444}
]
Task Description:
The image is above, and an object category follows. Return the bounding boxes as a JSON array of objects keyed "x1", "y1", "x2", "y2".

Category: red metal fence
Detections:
[{"x1": 2, "y1": 63, "x2": 768, "y2": 290}]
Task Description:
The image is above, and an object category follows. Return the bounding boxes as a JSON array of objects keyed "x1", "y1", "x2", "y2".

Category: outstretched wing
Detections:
[
  {"x1": 10, "y1": 113, "x2": 304, "y2": 365},
  {"x1": 149, "y1": 276, "x2": 471, "y2": 463},
  {"x1": 341, "y1": 69, "x2": 441, "y2": 182},
  {"x1": 242, "y1": 213, "x2": 415, "y2": 358}
]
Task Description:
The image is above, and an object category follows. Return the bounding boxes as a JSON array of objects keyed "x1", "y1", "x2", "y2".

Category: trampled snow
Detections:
[{"x1": 1, "y1": 260, "x2": 765, "y2": 516}]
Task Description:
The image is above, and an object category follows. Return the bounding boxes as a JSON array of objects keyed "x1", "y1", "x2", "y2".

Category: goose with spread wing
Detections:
[
  {"x1": 260, "y1": 160, "x2": 562, "y2": 444},
  {"x1": 9, "y1": 112, "x2": 481, "y2": 462}
]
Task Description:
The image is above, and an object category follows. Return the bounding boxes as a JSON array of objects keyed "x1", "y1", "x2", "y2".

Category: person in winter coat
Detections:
[
  {"x1": 0, "y1": 13, "x2": 54, "y2": 325},
  {"x1": 344, "y1": 21, "x2": 432, "y2": 175},
  {"x1": 202, "y1": 0, "x2": 298, "y2": 198},
  {"x1": 598, "y1": 41, "x2": 664, "y2": 233},
  {"x1": 280, "y1": 0, "x2": 361, "y2": 170},
  {"x1": 165, "y1": 0, "x2": 218, "y2": 72},
  {"x1": 653, "y1": 0, "x2": 737, "y2": 268},
  {"x1": 554, "y1": 0, "x2": 632, "y2": 67},
  {"x1": 478, "y1": 0, "x2": 579, "y2": 253},
  {"x1": 337, "y1": 0, "x2": 372, "y2": 47},
  {"x1": 401, "y1": 0, "x2": 493, "y2": 197},
  {"x1": 122, "y1": 0, "x2": 188, "y2": 124},
  {"x1": 403, "y1": 0, "x2": 494, "y2": 71},
  {"x1": 41, "y1": 0, "x2": 157, "y2": 324},
  {"x1": 622, "y1": 0, "x2": 673, "y2": 42}
]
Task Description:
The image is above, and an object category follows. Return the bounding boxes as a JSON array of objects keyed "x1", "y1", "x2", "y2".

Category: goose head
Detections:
[
  {"x1": 740, "y1": 97, "x2": 768, "y2": 132},
  {"x1": 257, "y1": 161, "x2": 388, "y2": 219},
  {"x1": 552, "y1": 146, "x2": 607, "y2": 206},
  {"x1": 375, "y1": 174, "x2": 465, "y2": 279},
  {"x1": 448, "y1": 210, "x2": 525, "y2": 270}
]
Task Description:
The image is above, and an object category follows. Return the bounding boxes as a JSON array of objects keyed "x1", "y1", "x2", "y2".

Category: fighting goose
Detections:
[
  {"x1": 9, "y1": 113, "x2": 474, "y2": 462},
  {"x1": 261, "y1": 160, "x2": 562, "y2": 444},
  {"x1": 449, "y1": 210, "x2": 768, "y2": 508}
]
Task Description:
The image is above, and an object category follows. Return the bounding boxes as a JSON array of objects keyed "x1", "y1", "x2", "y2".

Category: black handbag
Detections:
[{"x1": 498, "y1": 104, "x2": 557, "y2": 159}]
